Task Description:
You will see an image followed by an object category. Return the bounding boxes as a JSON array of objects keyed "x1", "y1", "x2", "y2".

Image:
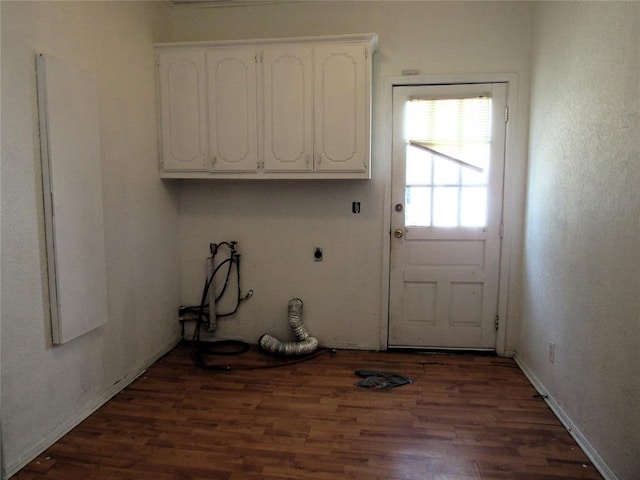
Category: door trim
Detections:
[{"x1": 380, "y1": 73, "x2": 519, "y2": 355}]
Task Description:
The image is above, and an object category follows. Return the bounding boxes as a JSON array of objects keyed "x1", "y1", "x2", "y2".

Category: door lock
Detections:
[{"x1": 394, "y1": 228, "x2": 404, "y2": 238}]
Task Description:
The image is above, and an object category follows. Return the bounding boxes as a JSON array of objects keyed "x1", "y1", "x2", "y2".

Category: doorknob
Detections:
[{"x1": 394, "y1": 228, "x2": 404, "y2": 238}]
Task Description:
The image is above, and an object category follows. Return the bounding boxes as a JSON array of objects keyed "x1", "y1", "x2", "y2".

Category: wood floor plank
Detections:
[{"x1": 12, "y1": 344, "x2": 604, "y2": 480}]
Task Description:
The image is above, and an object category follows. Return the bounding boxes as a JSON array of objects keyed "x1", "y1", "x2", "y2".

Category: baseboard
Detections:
[
  {"x1": 513, "y1": 353, "x2": 619, "y2": 480},
  {"x1": 5, "y1": 337, "x2": 181, "y2": 478}
]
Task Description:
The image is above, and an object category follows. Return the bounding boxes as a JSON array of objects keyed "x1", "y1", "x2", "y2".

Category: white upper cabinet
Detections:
[
  {"x1": 157, "y1": 50, "x2": 208, "y2": 172},
  {"x1": 207, "y1": 47, "x2": 259, "y2": 172},
  {"x1": 155, "y1": 34, "x2": 377, "y2": 179},
  {"x1": 314, "y1": 43, "x2": 368, "y2": 173},
  {"x1": 262, "y1": 45, "x2": 313, "y2": 173}
]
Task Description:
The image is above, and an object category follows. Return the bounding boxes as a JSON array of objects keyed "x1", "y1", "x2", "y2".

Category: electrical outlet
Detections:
[{"x1": 549, "y1": 341, "x2": 555, "y2": 364}]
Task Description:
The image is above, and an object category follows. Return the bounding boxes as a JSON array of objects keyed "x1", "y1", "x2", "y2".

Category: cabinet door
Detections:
[
  {"x1": 207, "y1": 48, "x2": 259, "y2": 172},
  {"x1": 158, "y1": 51, "x2": 208, "y2": 172},
  {"x1": 262, "y1": 46, "x2": 313, "y2": 172},
  {"x1": 314, "y1": 43, "x2": 369, "y2": 173}
]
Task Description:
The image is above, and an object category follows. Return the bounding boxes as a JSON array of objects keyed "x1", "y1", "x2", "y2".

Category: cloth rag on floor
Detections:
[{"x1": 354, "y1": 369, "x2": 414, "y2": 389}]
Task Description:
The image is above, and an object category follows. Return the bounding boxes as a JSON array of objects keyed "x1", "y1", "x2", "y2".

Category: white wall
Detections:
[
  {"x1": 171, "y1": 1, "x2": 533, "y2": 350},
  {"x1": 0, "y1": 1, "x2": 180, "y2": 475},
  {"x1": 520, "y1": 3, "x2": 639, "y2": 479}
]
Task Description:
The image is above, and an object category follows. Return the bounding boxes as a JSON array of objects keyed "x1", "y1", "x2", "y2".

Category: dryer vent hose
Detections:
[{"x1": 259, "y1": 298, "x2": 319, "y2": 356}]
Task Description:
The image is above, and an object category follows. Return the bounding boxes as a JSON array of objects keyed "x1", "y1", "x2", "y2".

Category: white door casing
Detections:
[{"x1": 388, "y1": 82, "x2": 508, "y2": 350}]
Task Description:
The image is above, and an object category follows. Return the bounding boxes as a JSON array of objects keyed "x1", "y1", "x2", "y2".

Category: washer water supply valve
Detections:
[
  {"x1": 206, "y1": 241, "x2": 254, "y2": 332},
  {"x1": 259, "y1": 298, "x2": 319, "y2": 356},
  {"x1": 178, "y1": 241, "x2": 253, "y2": 339}
]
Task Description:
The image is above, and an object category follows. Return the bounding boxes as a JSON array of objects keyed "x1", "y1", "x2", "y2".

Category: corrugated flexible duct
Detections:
[{"x1": 259, "y1": 298, "x2": 319, "y2": 356}]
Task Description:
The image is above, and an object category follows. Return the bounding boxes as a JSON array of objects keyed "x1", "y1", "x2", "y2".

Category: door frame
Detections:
[{"x1": 380, "y1": 73, "x2": 519, "y2": 355}]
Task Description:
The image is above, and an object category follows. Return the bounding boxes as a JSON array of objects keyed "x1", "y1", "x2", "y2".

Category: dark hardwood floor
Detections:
[{"x1": 13, "y1": 343, "x2": 603, "y2": 479}]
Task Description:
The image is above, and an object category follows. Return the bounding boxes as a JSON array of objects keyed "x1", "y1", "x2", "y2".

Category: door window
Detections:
[{"x1": 404, "y1": 95, "x2": 492, "y2": 228}]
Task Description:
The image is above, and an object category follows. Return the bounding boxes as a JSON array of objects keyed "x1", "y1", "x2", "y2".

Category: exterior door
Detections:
[{"x1": 388, "y1": 83, "x2": 507, "y2": 349}]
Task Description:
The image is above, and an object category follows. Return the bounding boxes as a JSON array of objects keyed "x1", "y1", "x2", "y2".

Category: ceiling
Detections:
[{"x1": 169, "y1": 0, "x2": 289, "y2": 6}]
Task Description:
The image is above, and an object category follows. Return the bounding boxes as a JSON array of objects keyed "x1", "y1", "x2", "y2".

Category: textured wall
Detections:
[
  {"x1": 0, "y1": 1, "x2": 180, "y2": 474},
  {"x1": 521, "y1": 3, "x2": 640, "y2": 479},
  {"x1": 171, "y1": 1, "x2": 533, "y2": 351}
]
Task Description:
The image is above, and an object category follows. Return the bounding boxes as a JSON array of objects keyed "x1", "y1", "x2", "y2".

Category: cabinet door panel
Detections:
[
  {"x1": 314, "y1": 44, "x2": 368, "y2": 173},
  {"x1": 207, "y1": 48, "x2": 258, "y2": 172},
  {"x1": 158, "y1": 51, "x2": 207, "y2": 171},
  {"x1": 263, "y1": 46, "x2": 313, "y2": 172}
]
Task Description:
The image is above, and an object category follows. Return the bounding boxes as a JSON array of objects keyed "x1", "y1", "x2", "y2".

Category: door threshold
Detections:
[{"x1": 387, "y1": 346, "x2": 497, "y2": 356}]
